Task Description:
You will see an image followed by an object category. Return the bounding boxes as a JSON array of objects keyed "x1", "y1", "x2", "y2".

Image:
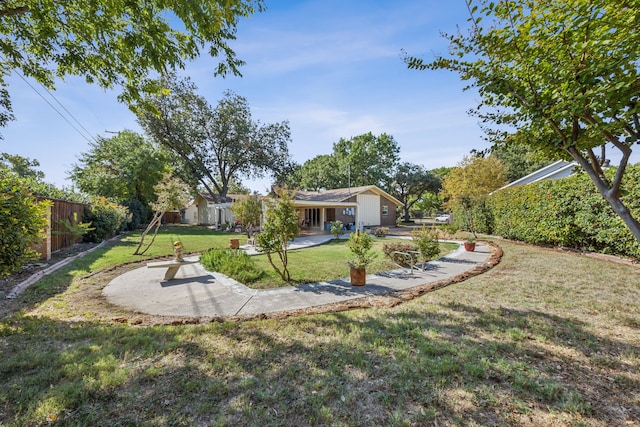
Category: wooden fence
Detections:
[{"x1": 34, "y1": 197, "x2": 86, "y2": 260}]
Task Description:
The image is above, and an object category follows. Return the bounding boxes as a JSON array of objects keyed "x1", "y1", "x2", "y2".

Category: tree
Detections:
[
  {"x1": 281, "y1": 132, "x2": 401, "y2": 191},
  {"x1": 230, "y1": 195, "x2": 262, "y2": 238},
  {"x1": 333, "y1": 132, "x2": 401, "y2": 190},
  {"x1": 0, "y1": 0, "x2": 264, "y2": 132},
  {"x1": 491, "y1": 143, "x2": 555, "y2": 183},
  {"x1": 0, "y1": 170, "x2": 50, "y2": 277},
  {"x1": 255, "y1": 187, "x2": 300, "y2": 282},
  {"x1": 134, "y1": 174, "x2": 191, "y2": 255},
  {"x1": 69, "y1": 131, "x2": 170, "y2": 222},
  {"x1": 0, "y1": 153, "x2": 44, "y2": 180},
  {"x1": 440, "y1": 156, "x2": 507, "y2": 235},
  {"x1": 406, "y1": 0, "x2": 640, "y2": 243},
  {"x1": 138, "y1": 76, "x2": 292, "y2": 199},
  {"x1": 390, "y1": 162, "x2": 441, "y2": 222}
]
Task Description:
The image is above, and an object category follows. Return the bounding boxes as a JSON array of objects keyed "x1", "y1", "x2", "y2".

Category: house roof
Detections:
[
  {"x1": 294, "y1": 185, "x2": 403, "y2": 206},
  {"x1": 497, "y1": 160, "x2": 579, "y2": 191},
  {"x1": 196, "y1": 193, "x2": 251, "y2": 204}
]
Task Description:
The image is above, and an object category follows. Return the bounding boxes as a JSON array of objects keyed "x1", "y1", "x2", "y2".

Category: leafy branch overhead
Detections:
[
  {"x1": 406, "y1": 0, "x2": 640, "y2": 243},
  {"x1": 0, "y1": 0, "x2": 264, "y2": 132}
]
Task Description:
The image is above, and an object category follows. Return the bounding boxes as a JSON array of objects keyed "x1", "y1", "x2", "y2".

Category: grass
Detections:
[
  {"x1": 1, "y1": 227, "x2": 639, "y2": 426},
  {"x1": 246, "y1": 238, "x2": 459, "y2": 289}
]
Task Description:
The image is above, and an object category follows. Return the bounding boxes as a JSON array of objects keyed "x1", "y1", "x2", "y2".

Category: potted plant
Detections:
[
  {"x1": 464, "y1": 235, "x2": 476, "y2": 252},
  {"x1": 347, "y1": 230, "x2": 376, "y2": 286}
]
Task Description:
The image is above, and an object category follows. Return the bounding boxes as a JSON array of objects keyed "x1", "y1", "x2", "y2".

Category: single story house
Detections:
[
  {"x1": 290, "y1": 185, "x2": 403, "y2": 232},
  {"x1": 182, "y1": 193, "x2": 250, "y2": 227}
]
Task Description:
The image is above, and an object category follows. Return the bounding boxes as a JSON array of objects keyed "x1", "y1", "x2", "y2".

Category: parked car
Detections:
[{"x1": 435, "y1": 214, "x2": 451, "y2": 223}]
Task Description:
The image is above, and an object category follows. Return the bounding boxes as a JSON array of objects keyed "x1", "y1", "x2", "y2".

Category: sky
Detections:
[{"x1": 4, "y1": 0, "x2": 625, "y2": 194}]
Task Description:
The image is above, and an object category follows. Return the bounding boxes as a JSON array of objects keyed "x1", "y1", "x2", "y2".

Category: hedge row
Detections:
[{"x1": 485, "y1": 165, "x2": 640, "y2": 258}]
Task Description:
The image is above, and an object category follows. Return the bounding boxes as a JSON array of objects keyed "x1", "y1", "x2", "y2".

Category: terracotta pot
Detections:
[
  {"x1": 464, "y1": 242, "x2": 476, "y2": 252},
  {"x1": 350, "y1": 266, "x2": 366, "y2": 286},
  {"x1": 229, "y1": 238, "x2": 240, "y2": 249}
]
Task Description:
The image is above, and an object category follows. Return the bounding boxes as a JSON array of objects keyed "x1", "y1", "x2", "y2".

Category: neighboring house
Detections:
[
  {"x1": 290, "y1": 185, "x2": 403, "y2": 232},
  {"x1": 496, "y1": 160, "x2": 579, "y2": 191},
  {"x1": 181, "y1": 200, "x2": 199, "y2": 225},
  {"x1": 184, "y1": 193, "x2": 250, "y2": 227}
]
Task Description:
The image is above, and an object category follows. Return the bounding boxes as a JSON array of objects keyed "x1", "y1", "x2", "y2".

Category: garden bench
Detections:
[{"x1": 147, "y1": 258, "x2": 198, "y2": 280}]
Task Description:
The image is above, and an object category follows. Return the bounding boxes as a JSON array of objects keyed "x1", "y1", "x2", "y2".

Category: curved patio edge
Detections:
[{"x1": 102, "y1": 240, "x2": 503, "y2": 322}]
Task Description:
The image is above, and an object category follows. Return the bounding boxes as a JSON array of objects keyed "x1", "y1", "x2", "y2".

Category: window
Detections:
[{"x1": 382, "y1": 205, "x2": 389, "y2": 216}]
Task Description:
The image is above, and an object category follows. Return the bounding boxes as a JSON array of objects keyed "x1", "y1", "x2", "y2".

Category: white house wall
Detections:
[{"x1": 357, "y1": 194, "x2": 380, "y2": 226}]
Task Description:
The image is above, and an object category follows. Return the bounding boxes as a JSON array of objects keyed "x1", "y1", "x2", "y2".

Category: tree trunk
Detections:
[{"x1": 567, "y1": 146, "x2": 640, "y2": 244}]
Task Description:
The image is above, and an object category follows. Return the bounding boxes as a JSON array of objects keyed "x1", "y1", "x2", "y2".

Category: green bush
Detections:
[
  {"x1": 83, "y1": 196, "x2": 128, "y2": 242},
  {"x1": 412, "y1": 226, "x2": 441, "y2": 261},
  {"x1": 0, "y1": 172, "x2": 51, "y2": 277},
  {"x1": 382, "y1": 241, "x2": 418, "y2": 267},
  {"x1": 372, "y1": 227, "x2": 389, "y2": 237},
  {"x1": 487, "y1": 165, "x2": 640, "y2": 259},
  {"x1": 330, "y1": 220, "x2": 345, "y2": 239},
  {"x1": 200, "y1": 248, "x2": 265, "y2": 283}
]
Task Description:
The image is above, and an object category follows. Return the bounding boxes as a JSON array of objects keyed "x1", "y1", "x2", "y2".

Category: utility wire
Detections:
[
  {"x1": 10, "y1": 69, "x2": 99, "y2": 145},
  {"x1": 36, "y1": 80, "x2": 99, "y2": 144}
]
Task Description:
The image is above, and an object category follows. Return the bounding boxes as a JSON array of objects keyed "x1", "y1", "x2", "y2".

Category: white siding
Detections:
[{"x1": 357, "y1": 194, "x2": 380, "y2": 226}]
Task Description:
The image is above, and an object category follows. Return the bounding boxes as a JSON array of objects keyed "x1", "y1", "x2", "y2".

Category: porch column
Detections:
[{"x1": 320, "y1": 208, "x2": 326, "y2": 231}]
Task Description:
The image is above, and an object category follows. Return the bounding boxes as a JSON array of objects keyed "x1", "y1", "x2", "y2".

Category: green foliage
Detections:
[
  {"x1": 55, "y1": 212, "x2": 94, "y2": 242},
  {"x1": 412, "y1": 226, "x2": 441, "y2": 261},
  {"x1": 390, "y1": 162, "x2": 441, "y2": 221},
  {"x1": 347, "y1": 230, "x2": 376, "y2": 268},
  {"x1": 0, "y1": 152, "x2": 44, "y2": 180},
  {"x1": 83, "y1": 197, "x2": 128, "y2": 243},
  {"x1": 200, "y1": 248, "x2": 264, "y2": 283},
  {"x1": 407, "y1": 0, "x2": 640, "y2": 243},
  {"x1": 285, "y1": 132, "x2": 401, "y2": 191},
  {"x1": 0, "y1": 171, "x2": 51, "y2": 277},
  {"x1": 372, "y1": 227, "x2": 389, "y2": 237},
  {"x1": 329, "y1": 220, "x2": 345, "y2": 239},
  {"x1": 230, "y1": 195, "x2": 262, "y2": 238},
  {"x1": 487, "y1": 166, "x2": 640, "y2": 258},
  {"x1": 69, "y1": 131, "x2": 169, "y2": 219},
  {"x1": 139, "y1": 78, "x2": 291, "y2": 199},
  {"x1": 0, "y1": 0, "x2": 264, "y2": 132},
  {"x1": 255, "y1": 187, "x2": 300, "y2": 281},
  {"x1": 382, "y1": 241, "x2": 418, "y2": 267},
  {"x1": 442, "y1": 156, "x2": 506, "y2": 236},
  {"x1": 134, "y1": 173, "x2": 191, "y2": 255}
]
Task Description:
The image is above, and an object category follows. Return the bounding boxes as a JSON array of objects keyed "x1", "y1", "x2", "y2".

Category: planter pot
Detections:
[
  {"x1": 464, "y1": 242, "x2": 476, "y2": 252},
  {"x1": 229, "y1": 238, "x2": 240, "y2": 249},
  {"x1": 350, "y1": 266, "x2": 366, "y2": 286}
]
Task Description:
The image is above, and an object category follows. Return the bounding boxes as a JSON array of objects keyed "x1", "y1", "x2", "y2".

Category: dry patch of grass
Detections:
[{"x1": 1, "y1": 238, "x2": 638, "y2": 426}]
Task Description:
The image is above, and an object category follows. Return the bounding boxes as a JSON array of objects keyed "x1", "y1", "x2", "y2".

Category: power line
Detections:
[
  {"x1": 35, "y1": 80, "x2": 99, "y2": 144},
  {"x1": 10, "y1": 69, "x2": 99, "y2": 145}
]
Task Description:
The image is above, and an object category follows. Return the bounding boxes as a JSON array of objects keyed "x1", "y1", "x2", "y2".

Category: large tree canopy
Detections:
[
  {"x1": 69, "y1": 131, "x2": 170, "y2": 210},
  {"x1": 390, "y1": 162, "x2": 441, "y2": 222},
  {"x1": 138, "y1": 76, "x2": 291, "y2": 199},
  {"x1": 286, "y1": 132, "x2": 401, "y2": 191},
  {"x1": 406, "y1": 0, "x2": 640, "y2": 243},
  {"x1": 0, "y1": 0, "x2": 263, "y2": 132}
]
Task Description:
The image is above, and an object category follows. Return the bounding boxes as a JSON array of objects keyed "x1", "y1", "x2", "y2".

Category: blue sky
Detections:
[{"x1": 1, "y1": 1, "x2": 515, "y2": 192}]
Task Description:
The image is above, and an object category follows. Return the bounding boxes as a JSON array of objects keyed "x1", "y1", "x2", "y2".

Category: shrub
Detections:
[
  {"x1": 412, "y1": 226, "x2": 441, "y2": 261},
  {"x1": 83, "y1": 196, "x2": 128, "y2": 242},
  {"x1": 372, "y1": 227, "x2": 389, "y2": 237},
  {"x1": 330, "y1": 220, "x2": 345, "y2": 239},
  {"x1": 382, "y1": 241, "x2": 418, "y2": 267},
  {"x1": 0, "y1": 172, "x2": 51, "y2": 277},
  {"x1": 487, "y1": 165, "x2": 640, "y2": 259},
  {"x1": 200, "y1": 248, "x2": 264, "y2": 283},
  {"x1": 347, "y1": 230, "x2": 376, "y2": 268}
]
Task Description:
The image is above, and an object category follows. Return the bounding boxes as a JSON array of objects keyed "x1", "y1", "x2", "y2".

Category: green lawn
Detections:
[{"x1": 1, "y1": 226, "x2": 638, "y2": 426}]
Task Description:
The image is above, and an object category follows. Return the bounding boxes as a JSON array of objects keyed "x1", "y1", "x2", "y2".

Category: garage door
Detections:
[{"x1": 357, "y1": 194, "x2": 380, "y2": 226}]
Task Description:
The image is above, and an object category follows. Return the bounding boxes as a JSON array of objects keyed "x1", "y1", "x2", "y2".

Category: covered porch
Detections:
[{"x1": 294, "y1": 201, "x2": 359, "y2": 233}]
